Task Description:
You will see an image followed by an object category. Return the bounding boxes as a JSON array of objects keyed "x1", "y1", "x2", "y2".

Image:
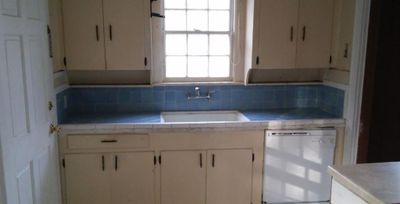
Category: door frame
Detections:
[{"x1": 343, "y1": 0, "x2": 372, "y2": 164}]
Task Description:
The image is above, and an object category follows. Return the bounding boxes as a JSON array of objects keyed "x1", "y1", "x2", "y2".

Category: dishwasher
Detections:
[{"x1": 263, "y1": 129, "x2": 336, "y2": 204}]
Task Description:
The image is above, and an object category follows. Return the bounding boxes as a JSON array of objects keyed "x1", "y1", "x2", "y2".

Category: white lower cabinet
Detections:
[
  {"x1": 206, "y1": 149, "x2": 253, "y2": 204},
  {"x1": 65, "y1": 154, "x2": 110, "y2": 204},
  {"x1": 65, "y1": 152, "x2": 155, "y2": 204},
  {"x1": 60, "y1": 132, "x2": 263, "y2": 204},
  {"x1": 160, "y1": 149, "x2": 253, "y2": 204},
  {"x1": 161, "y1": 150, "x2": 207, "y2": 204},
  {"x1": 331, "y1": 179, "x2": 367, "y2": 204}
]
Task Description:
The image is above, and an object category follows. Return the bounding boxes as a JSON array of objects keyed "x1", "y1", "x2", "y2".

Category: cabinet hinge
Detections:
[
  {"x1": 62, "y1": 158, "x2": 65, "y2": 168},
  {"x1": 256, "y1": 56, "x2": 259, "y2": 65},
  {"x1": 329, "y1": 56, "x2": 332, "y2": 64},
  {"x1": 144, "y1": 57, "x2": 148, "y2": 66},
  {"x1": 158, "y1": 155, "x2": 161, "y2": 164},
  {"x1": 63, "y1": 57, "x2": 67, "y2": 66},
  {"x1": 252, "y1": 153, "x2": 255, "y2": 162},
  {"x1": 154, "y1": 155, "x2": 157, "y2": 165}
]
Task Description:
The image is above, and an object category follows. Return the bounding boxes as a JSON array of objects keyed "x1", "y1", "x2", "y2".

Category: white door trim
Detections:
[{"x1": 343, "y1": 0, "x2": 372, "y2": 164}]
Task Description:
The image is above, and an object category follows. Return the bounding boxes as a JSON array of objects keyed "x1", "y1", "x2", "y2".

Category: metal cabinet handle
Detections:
[
  {"x1": 115, "y1": 155, "x2": 118, "y2": 171},
  {"x1": 290, "y1": 26, "x2": 294, "y2": 42},
  {"x1": 95, "y1": 25, "x2": 99, "y2": 41},
  {"x1": 302, "y1": 26, "x2": 306, "y2": 41},
  {"x1": 212, "y1": 154, "x2": 215, "y2": 167},
  {"x1": 199, "y1": 153, "x2": 203, "y2": 168},
  {"x1": 109, "y1": 24, "x2": 113, "y2": 41},
  {"x1": 101, "y1": 139, "x2": 117, "y2": 143},
  {"x1": 344, "y1": 43, "x2": 349, "y2": 58},
  {"x1": 102, "y1": 155, "x2": 105, "y2": 171}
]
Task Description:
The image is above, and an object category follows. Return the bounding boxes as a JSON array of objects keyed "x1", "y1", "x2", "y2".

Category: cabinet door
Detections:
[
  {"x1": 103, "y1": 0, "x2": 149, "y2": 70},
  {"x1": 62, "y1": 0, "x2": 105, "y2": 70},
  {"x1": 296, "y1": 0, "x2": 334, "y2": 68},
  {"x1": 206, "y1": 149, "x2": 253, "y2": 204},
  {"x1": 257, "y1": 0, "x2": 299, "y2": 68},
  {"x1": 335, "y1": 0, "x2": 356, "y2": 70},
  {"x1": 110, "y1": 152, "x2": 155, "y2": 204},
  {"x1": 161, "y1": 150, "x2": 206, "y2": 204},
  {"x1": 65, "y1": 154, "x2": 110, "y2": 204}
]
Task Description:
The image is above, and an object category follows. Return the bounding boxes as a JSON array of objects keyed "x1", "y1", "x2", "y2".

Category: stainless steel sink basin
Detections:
[{"x1": 160, "y1": 111, "x2": 249, "y2": 123}]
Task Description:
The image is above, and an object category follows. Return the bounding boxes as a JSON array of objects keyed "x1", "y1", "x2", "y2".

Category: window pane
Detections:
[
  {"x1": 166, "y1": 56, "x2": 187, "y2": 78},
  {"x1": 209, "y1": 11, "x2": 229, "y2": 31},
  {"x1": 166, "y1": 34, "x2": 187, "y2": 55},
  {"x1": 165, "y1": 0, "x2": 185, "y2": 9},
  {"x1": 210, "y1": 34, "x2": 230, "y2": 55},
  {"x1": 187, "y1": 10, "x2": 208, "y2": 31},
  {"x1": 188, "y1": 56, "x2": 208, "y2": 77},
  {"x1": 209, "y1": 0, "x2": 230, "y2": 9},
  {"x1": 209, "y1": 56, "x2": 230, "y2": 77},
  {"x1": 188, "y1": 34, "x2": 208, "y2": 55},
  {"x1": 187, "y1": 0, "x2": 207, "y2": 9},
  {"x1": 165, "y1": 10, "x2": 186, "y2": 31}
]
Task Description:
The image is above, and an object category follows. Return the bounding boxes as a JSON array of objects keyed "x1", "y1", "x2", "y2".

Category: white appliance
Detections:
[{"x1": 263, "y1": 129, "x2": 336, "y2": 204}]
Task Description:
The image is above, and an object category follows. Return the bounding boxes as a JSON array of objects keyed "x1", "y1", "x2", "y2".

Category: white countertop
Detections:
[
  {"x1": 60, "y1": 118, "x2": 345, "y2": 134},
  {"x1": 329, "y1": 162, "x2": 400, "y2": 204}
]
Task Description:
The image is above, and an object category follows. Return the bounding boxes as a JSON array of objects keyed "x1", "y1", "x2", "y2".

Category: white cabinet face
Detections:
[{"x1": 62, "y1": 0, "x2": 106, "y2": 70}]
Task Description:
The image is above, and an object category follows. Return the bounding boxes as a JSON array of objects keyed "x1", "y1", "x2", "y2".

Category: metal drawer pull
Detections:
[
  {"x1": 302, "y1": 26, "x2": 306, "y2": 41},
  {"x1": 290, "y1": 26, "x2": 294, "y2": 42},
  {"x1": 199, "y1": 153, "x2": 203, "y2": 168},
  {"x1": 102, "y1": 155, "x2": 105, "y2": 171},
  {"x1": 101, "y1": 139, "x2": 118, "y2": 143},
  {"x1": 109, "y1": 24, "x2": 113, "y2": 41},
  {"x1": 95, "y1": 25, "x2": 99, "y2": 41},
  {"x1": 115, "y1": 155, "x2": 118, "y2": 171},
  {"x1": 212, "y1": 154, "x2": 215, "y2": 167}
]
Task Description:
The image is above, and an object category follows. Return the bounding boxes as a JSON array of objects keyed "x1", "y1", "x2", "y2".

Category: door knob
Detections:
[
  {"x1": 49, "y1": 124, "x2": 61, "y2": 135},
  {"x1": 48, "y1": 101, "x2": 54, "y2": 111}
]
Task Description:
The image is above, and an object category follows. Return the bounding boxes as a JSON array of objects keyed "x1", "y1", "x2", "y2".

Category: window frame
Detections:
[{"x1": 162, "y1": 0, "x2": 235, "y2": 82}]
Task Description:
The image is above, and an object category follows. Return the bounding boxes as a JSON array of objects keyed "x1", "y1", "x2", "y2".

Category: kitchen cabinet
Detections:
[
  {"x1": 331, "y1": 0, "x2": 356, "y2": 70},
  {"x1": 246, "y1": 0, "x2": 333, "y2": 70},
  {"x1": 160, "y1": 149, "x2": 253, "y2": 204},
  {"x1": 59, "y1": 131, "x2": 264, "y2": 204},
  {"x1": 257, "y1": 0, "x2": 299, "y2": 69},
  {"x1": 62, "y1": 0, "x2": 150, "y2": 70},
  {"x1": 161, "y1": 150, "x2": 207, "y2": 204},
  {"x1": 206, "y1": 149, "x2": 253, "y2": 204},
  {"x1": 62, "y1": 0, "x2": 105, "y2": 70},
  {"x1": 64, "y1": 152, "x2": 155, "y2": 204},
  {"x1": 296, "y1": 0, "x2": 334, "y2": 68},
  {"x1": 64, "y1": 154, "x2": 110, "y2": 204}
]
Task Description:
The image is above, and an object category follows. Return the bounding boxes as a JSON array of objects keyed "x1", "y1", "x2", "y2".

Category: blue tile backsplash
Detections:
[{"x1": 57, "y1": 84, "x2": 345, "y2": 123}]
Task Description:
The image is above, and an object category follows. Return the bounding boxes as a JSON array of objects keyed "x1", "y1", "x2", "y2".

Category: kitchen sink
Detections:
[{"x1": 160, "y1": 111, "x2": 250, "y2": 123}]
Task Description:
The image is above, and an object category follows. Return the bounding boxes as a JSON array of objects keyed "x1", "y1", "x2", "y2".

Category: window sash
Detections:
[{"x1": 164, "y1": 0, "x2": 233, "y2": 80}]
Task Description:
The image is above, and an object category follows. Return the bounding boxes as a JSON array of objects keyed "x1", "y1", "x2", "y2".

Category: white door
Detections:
[{"x1": 0, "y1": 0, "x2": 62, "y2": 203}]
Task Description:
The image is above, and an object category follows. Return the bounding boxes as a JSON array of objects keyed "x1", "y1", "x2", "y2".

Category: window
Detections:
[{"x1": 164, "y1": 0, "x2": 232, "y2": 80}]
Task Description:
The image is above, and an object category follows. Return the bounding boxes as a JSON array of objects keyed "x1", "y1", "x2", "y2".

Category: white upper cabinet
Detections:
[
  {"x1": 62, "y1": 0, "x2": 150, "y2": 71},
  {"x1": 257, "y1": 0, "x2": 299, "y2": 69},
  {"x1": 331, "y1": 0, "x2": 356, "y2": 70},
  {"x1": 296, "y1": 0, "x2": 334, "y2": 68},
  {"x1": 103, "y1": 0, "x2": 150, "y2": 70},
  {"x1": 63, "y1": 0, "x2": 106, "y2": 70},
  {"x1": 245, "y1": 0, "x2": 334, "y2": 70}
]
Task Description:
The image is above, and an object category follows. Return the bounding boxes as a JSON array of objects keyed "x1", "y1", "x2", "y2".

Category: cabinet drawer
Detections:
[{"x1": 67, "y1": 134, "x2": 149, "y2": 149}]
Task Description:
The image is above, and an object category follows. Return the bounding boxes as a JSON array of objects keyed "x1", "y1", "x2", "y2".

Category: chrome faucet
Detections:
[{"x1": 187, "y1": 87, "x2": 214, "y2": 100}]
